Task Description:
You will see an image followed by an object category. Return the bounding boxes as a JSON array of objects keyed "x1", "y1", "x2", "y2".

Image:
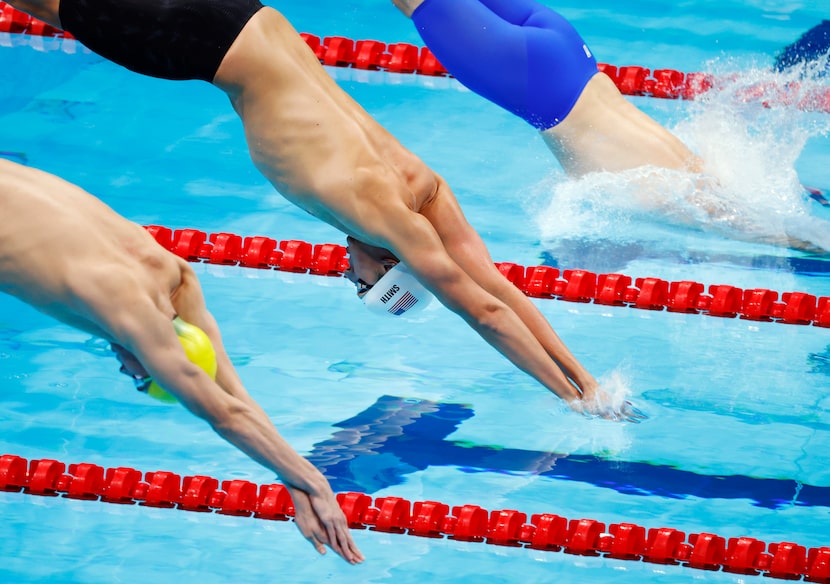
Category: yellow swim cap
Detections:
[{"x1": 144, "y1": 317, "x2": 218, "y2": 403}]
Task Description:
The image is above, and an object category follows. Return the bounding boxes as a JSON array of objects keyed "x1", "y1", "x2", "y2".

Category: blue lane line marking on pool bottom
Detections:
[{"x1": 307, "y1": 395, "x2": 830, "y2": 510}]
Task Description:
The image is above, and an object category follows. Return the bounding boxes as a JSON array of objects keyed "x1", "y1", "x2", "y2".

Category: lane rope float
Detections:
[
  {"x1": 1, "y1": 1, "x2": 828, "y2": 112},
  {"x1": 142, "y1": 224, "x2": 830, "y2": 328},
  {"x1": 1, "y1": 454, "x2": 829, "y2": 581}
]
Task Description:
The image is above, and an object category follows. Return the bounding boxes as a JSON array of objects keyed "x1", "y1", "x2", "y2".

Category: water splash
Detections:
[
  {"x1": 583, "y1": 366, "x2": 647, "y2": 424},
  {"x1": 534, "y1": 58, "x2": 830, "y2": 254},
  {"x1": 597, "y1": 367, "x2": 635, "y2": 411}
]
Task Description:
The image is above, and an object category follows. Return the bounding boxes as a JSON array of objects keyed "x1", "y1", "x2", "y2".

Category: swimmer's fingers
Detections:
[
  {"x1": 622, "y1": 402, "x2": 649, "y2": 423},
  {"x1": 293, "y1": 487, "x2": 364, "y2": 564},
  {"x1": 308, "y1": 532, "x2": 328, "y2": 556},
  {"x1": 323, "y1": 517, "x2": 365, "y2": 565},
  {"x1": 568, "y1": 398, "x2": 647, "y2": 423},
  {"x1": 315, "y1": 497, "x2": 364, "y2": 565},
  {"x1": 285, "y1": 488, "x2": 335, "y2": 558},
  {"x1": 568, "y1": 399, "x2": 613, "y2": 421},
  {"x1": 600, "y1": 401, "x2": 647, "y2": 423},
  {"x1": 316, "y1": 509, "x2": 352, "y2": 561}
]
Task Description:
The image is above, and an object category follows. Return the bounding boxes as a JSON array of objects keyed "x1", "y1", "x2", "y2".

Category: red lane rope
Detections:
[
  {"x1": 1, "y1": 454, "x2": 829, "y2": 580},
  {"x1": 142, "y1": 224, "x2": 830, "y2": 328},
  {"x1": 1, "y1": 2, "x2": 828, "y2": 112}
]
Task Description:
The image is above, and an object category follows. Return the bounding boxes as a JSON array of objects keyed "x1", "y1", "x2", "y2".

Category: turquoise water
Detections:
[{"x1": 1, "y1": 0, "x2": 830, "y2": 582}]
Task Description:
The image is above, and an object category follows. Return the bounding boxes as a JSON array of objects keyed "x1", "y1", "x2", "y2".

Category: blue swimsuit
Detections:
[{"x1": 411, "y1": 0, "x2": 598, "y2": 130}]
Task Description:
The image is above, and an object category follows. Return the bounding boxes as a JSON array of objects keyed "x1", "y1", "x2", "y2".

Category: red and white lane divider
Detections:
[
  {"x1": 1, "y1": 2, "x2": 828, "y2": 112},
  {"x1": 143, "y1": 224, "x2": 830, "y2": 328},
  {"x1": 1, "y1": 454, "x2": 829, "y2": 580}
]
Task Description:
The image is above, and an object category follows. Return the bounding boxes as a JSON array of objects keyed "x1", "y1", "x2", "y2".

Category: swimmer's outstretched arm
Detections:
[
  {"x1": 94, "y1": 291, "x2": 364, "y2": 564},
  {"x1": 436, "y1": 229, "x2": 645, "y2": 420},
  {"x1": 366, "y1": 199, "x2": 641, "y2": 422}
]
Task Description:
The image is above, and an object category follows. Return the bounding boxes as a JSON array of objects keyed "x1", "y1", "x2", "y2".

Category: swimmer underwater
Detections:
[
  {"x1": 393, "y1": 0, "x2": 830, "y2": 252},
  {"x1": 0, "y1": 159, "x2": 364, "y2": 564},
  {"x1": 7, "y1": 0, "x2": 645, "y2": 422}
]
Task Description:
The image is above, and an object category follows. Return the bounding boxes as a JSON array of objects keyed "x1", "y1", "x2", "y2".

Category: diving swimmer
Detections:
[
  {"x1": 7, "y1": 0, "x2": 644, "y2": 422},
  {"x1": 392, "y1": 0, "x2": 830, "y2": 253},
  {"x1": 392, "y1": 0, "x2": 702, "y2": 177},
  {"x1": 0, "y1": 158, "x2": 363, "y2": 564}
]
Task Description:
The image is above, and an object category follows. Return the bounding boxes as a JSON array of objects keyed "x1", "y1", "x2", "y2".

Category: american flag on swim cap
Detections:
[{"x1": 388, "y1": 291, "x2": 419, "y2": 315}]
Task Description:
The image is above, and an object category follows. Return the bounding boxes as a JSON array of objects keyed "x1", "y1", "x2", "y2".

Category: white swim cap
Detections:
[{"x1": 362, "y1": 263, "x2": 433, "y2": 317}]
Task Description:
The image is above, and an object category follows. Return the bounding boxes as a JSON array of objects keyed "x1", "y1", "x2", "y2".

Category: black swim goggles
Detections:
[
  {"x1": 354, "y1": 278, "x2": 374, "y2": 296},
  {"x1": 120, "y1": 364, "x2": 152, "y2": 394},
  {"x1": 345, "y1": 261, "x2": 397, "y2": 298}
]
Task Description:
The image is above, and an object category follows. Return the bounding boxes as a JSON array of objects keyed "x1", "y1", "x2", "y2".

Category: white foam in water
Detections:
[
  {"x1": 597, "y1": 367, "x2": 635, "y2": 410},
  {"x1": 534, "y1": 366, "x2": 638, "y2": 456},
  {"x1": 534, "y1": 57, "x2": 830, "y2": 253},
  {"x1": 576, "y1": 366, "x2": 639, "y2": 420}
]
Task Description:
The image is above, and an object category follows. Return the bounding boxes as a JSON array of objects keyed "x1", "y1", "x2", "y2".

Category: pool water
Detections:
[{"x1": 1, "y1": 0, "x2": 830, "y2": 582}]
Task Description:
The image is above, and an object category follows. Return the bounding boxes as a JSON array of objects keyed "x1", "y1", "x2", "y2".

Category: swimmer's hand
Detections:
[
  {"x1": 285, "y1": 484, "x2": 364, "y2": 565},
  {"x1": 569, "y1": 373, "x2": 647, "y2": 423},
  {"x1": 568, "y1": 394, "x2": 648, "y2": 423}
]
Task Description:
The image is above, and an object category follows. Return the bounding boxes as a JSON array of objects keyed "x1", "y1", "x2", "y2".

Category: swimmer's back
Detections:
[{"x1": 0, "y1": 159, "x2": 183, "y2": 316}]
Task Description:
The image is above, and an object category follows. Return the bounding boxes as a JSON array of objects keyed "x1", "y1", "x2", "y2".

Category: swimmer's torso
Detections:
[{"x1": 214, "y1": 8, "x2": 439, "y2": 239}]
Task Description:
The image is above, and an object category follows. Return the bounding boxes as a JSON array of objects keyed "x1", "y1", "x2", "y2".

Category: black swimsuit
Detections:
[{"x1": 58, "y1": 0, "x2": 264, "y2": 82}]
